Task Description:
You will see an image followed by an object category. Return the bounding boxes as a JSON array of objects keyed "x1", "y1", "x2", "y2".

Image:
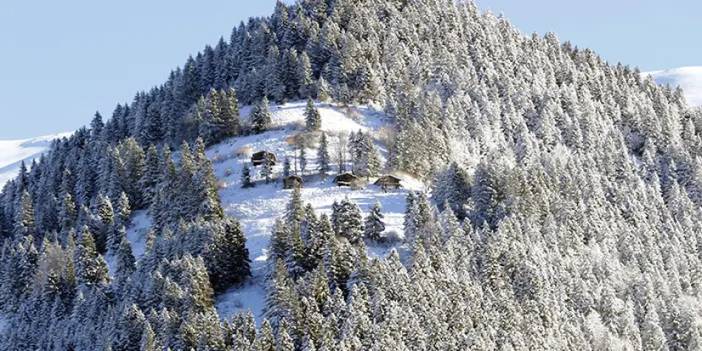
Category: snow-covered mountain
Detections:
[
  {"x1": 0, "y1": 133, "x2": 71, "y2": 186},
  {"x1": 647, "y1": 66, "x2": 702, "y2": 107}
]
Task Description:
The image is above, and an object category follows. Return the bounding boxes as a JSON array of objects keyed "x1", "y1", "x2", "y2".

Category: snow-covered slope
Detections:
[
  {"x1": 120, "y1": 101, "x2": 421, "y2": 322},
  {"x1": 647, "y1": 66, "x2": 702, "y2": 107},
  {"x1": 208, "y1": 101, "x2": 423, "y2": 322},
  {"x1": 0, "y1": 133, "x2": 72, "y2": 186}
]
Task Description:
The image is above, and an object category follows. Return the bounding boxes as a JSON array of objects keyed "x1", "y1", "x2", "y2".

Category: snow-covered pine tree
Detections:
[
  {"x1": 262, "y1": 157, "x2": 274, "y2": 184},
  {"x1": 75, "y1": 226, "x2": 109, "y2": 287},
  {"x1": 209, "y1": 218, "x2": 250, "y2": 292},
  {"x1": 305, "y1": 98, "x2": 322, "y2": 131},
  {"x1": 333, "y1": 198, "x2": 364, "y2": 244},
  {"x1": 364, "y1": 202, "x2": 385, "y2": 242},
  {"x1": 300, "y1": 147, "x2": 308, "y2": 176},
  {"x1": 283, "y1": 156, "x2": 291, "y2": 178},
  {"x1": 317, "y1": 132, "x2": 331, "y2": 179},
  {"x1": 241, "y1": 162, "x2": 255, "y2": 188},
  {"x1": 251, "y1": 96, "x2": 273, "y2": 134},
  {"x1": 298, "y1": 52, "x2": 315, "y2": 98}
]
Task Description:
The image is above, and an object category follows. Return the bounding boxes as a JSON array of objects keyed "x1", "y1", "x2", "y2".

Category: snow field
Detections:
[{"x1": 210, "y1": 101, "x2": 422, "y2": 321}]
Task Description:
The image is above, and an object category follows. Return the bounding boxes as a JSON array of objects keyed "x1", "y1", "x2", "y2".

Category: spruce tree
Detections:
[
  {"x1": 140, "y1": 145, "x2": 161, "y2": 207},
  {"x1": 364, "y1": 202, "x2": 385, "y2": 242},
  {"x1": 317, "y1": 133, "x2": 331, "y2": 179},
  {"x1": 251, "y1": 98, "x2": 273, "y2": 134},
  {"x1": 14, "y1": 191, "x2": 36, "y2": 240},
  {"x1": 262, "y1": 157, "x2": 274, "y2": 184},
  {"x1": 334, "y1": 198, "x2": 364, "y2": 244},
  {"x1": 113, "y1": 238, "x2": 136, "y2": 288},
  {"x1": 92, "y1": 194, "x2": 114, "y2": 254},
  {"x1": 305, "y1": 98, "x2": 322, "y2": 131},
  {"x1": 75, "y1": 226, "x2": 109, "y2": 287},
  {"x1": 241, "y1": 163, "x2": 255, "y2": 188},
  {"x1": 209, "y1": 218, "x2": 250, "y2": 292},
  {"x1": 300, "y1": 147, "x2": 308, "y2": 176},
  {"x1": 298, "y1": 52, "x2": 315, "y2": 98},
  {"x1": 283, "y1": 157, "x2": 292, "y2": 178}
]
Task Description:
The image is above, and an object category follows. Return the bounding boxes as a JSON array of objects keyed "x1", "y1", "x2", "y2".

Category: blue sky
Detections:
[{"x1": 0, "y1": 0, "x2": 699, "y2": 139}]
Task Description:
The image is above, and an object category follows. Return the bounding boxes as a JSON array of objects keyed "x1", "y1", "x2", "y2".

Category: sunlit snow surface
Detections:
[
  {"x1": 646, "y1": 66, "x2": 702, "y2": 107},
  {"x1": 0, "y1": 133, "x2": 72, "y2": 186},
  {"x1": 209, "y1": 101, "x2": 423, "y2": 322},
  {"x1": 118, "y1": 101, "x2": 423, "y2": 323}
]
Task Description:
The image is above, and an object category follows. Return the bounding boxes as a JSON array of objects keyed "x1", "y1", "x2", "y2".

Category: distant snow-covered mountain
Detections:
[
  {"x1": 647, "y1": 66, "x2": 702, "y2": 107},
  {"x1": 0, "y1": 133, "x2": 71, "y2": 186}
]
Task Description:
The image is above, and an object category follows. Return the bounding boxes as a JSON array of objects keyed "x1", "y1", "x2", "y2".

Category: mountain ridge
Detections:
[
  {"x1": 647, "y1": 66, "x2": 702, "y2": 107},
  {"x1": 0, "y1": 132, "x2": 72, "y2": 186}
]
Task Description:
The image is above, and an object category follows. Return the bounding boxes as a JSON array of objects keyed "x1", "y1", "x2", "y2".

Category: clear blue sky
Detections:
[{"x1": 0, "y1": 0, "x2": 699, "y2": 139}]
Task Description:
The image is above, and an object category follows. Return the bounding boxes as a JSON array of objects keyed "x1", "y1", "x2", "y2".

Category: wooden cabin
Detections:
[
  {"x1": 251, "y1": 151, "x2": 277, "y2": 166},
  {"x1": 283, "y1": 175, "x2": 303, "y2": 189},
  {"x1": 374, "y1": 175, "x2": 402, "y2": 190},
  {"x1": 334, "y1": 173, "x2": 360, "y2": 187}
]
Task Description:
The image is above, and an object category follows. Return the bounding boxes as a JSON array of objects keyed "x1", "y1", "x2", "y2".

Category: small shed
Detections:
[
  {"x1": 283, "y1": 175, "x2": 304, "y2": 189},
  {"x1": 334, "y1": 173, "x2": 360, "y2": 187},
  {"x1": 251, "y1": 151, "x2": 277, "y2": 166},
  {"x1": 374, "y1": 175, "x2": 402, "y2": 190}
]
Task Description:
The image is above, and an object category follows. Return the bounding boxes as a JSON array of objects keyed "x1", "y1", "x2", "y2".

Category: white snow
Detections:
[
  {"x1": 646, "y1": 66, "x2": 702, "y2": 107},
  {"x1": 211, "y1": 101, "x2": 422, "y2": 322},
  {"x1": 113, "y1": 101, "x2": 418, "y2": 323},
  {"x1": 0, "y1": 132, "x2": 72, "y2": 186}
]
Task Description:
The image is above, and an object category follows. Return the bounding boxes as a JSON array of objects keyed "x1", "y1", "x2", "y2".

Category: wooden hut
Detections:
[
  {"x1": 334, "y1": 173, "x2": 360, "y2": 187},
  {"x1": 251, "y1": 151, "x2": 277, "y2": 166},
  {"x1": 374, "y1": 175, "x2": 402, "y2": 191},
  {"x1": 283, "y1": 175, "x2": 303, "y2": 189}
]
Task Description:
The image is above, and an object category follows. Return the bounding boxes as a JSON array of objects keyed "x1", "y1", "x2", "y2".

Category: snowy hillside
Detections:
[
  {"x1": 118, "y1": 101, "x2": 422, "y2": 322},
  {"x1": 647, "y1": 66, "x2": 702, "y2": 106},
  {"x1": 0, "y1": 133, "x2": 71, "y2": 186},
  {"x1": 207, "y1": 101, "x2": 423, "y2": 321}
]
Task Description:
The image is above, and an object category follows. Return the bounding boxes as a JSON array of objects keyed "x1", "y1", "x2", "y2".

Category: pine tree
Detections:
[
  {"x1": 113, "y1": 238, "x2": 136, "y2": 288},
  {"x1": 262, "y1": 157, "x2": 274, "y2": 184},
  {"x1": 317, "y1": 133, "x2": 331, "y2": 179},
  {"x1": 92, "y1": 194, "x2": 114, "y2": 254},
  {"x1": 316, "y1": 77, "x2": 331, "y2": 102},
  {"x1": 111, "y1": 304, "x2": 147, "y2": 351},
  {"x1": 107, "y1": 217, "x2": 128, "y2": 252},
  {"x1": 364, "y1": 202, "x2": 385, "y2": 242},
  {"x1": 298, "y1": 52, "x2": 315, "y2": 98},
  {"x1": 209, "y1": 218, "x2": 250, "y2": 292},
  {"x1": 91, "y1": 111, "x2": 105, "y2": 138},
  {"x1": 300, "y1": 147, "x2": 308, "y2": 176},
  {"x1": 75, "y1": 226, "x2": 109, "y2": 287},
  {"x1": 140, "y1": 103, "x2": 163, "y2": 146},
  {"x1": 277, "y1": 322, "x2": 295, "y2": 351},
  {"x1": 334, "y1": 198, "x2": 364, "y2": 244},
  {"x1": 115, "y1": 192, "x2": 131, "y2": 227},
  {"x1": 242, "y1": 162, "x2": 255, "y2": 188},
  {"x1": 283, "y1": 157, "x2": 292, "y2": 178},
  {"x1": 305, "y1": 98, "x2": 322, "y2": 131},
  {"x1": 140, "y1": 145, "x2": 161, "y2": 206},
  {"x1": 251, "y1": 97, "x2": 273, "y2": 134},
  {"x1": 14, "y1": 191, "x2": 36, "y2": 240},
  {"x1": 256, "y1": 320, "x2": 276, "y2": 351},
  {"x1": 286, "y1": 187, "x2": 305, "y2": 225}
]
